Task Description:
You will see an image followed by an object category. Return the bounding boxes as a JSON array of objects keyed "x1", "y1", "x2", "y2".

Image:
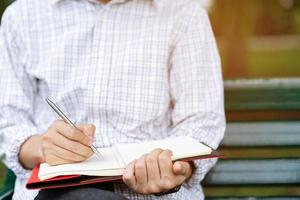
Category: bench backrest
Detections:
[{"x1": 203, "y1": 78, "x2": 300, "y2": 199}]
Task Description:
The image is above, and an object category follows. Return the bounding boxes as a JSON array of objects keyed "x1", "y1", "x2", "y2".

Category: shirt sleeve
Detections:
[
  {"x1": 0, "y1": 7, "x2": 38, "y2": 179},
  {"x1": 169, "y1": 5, "x2": 226, "y2": 188}
]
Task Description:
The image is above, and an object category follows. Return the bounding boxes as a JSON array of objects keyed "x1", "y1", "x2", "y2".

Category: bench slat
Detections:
[
  {"x1": 207, "y1": 197, "x2": 300, "y2": 200},
  {"x1": 206, "y1": 171, "x2": 298, "y2": 185},
  {"x1": 223, "y1": 122, "x2": 300, "y2": 146},
  {"x1": 219, "y1": 147, "x2": 300, "y2": 159},
  {"x1": 204, "y1": 185, "x2": 300, "y2": 198},
  {"x1": 226, "y1": 110, "x2": 300, "y2": 121},
  {"x1": 204, "y1": 159, "x2": 300, "y2": 185},
  {"x1": 225, "y1": 90, "x2": 300, "y2": 110},
  {"x1": 224, "y1": 78, "x2": 300, "y2": 90},
  {"x1": 224, "y1": 79, "x2": 300, "y2": 111}
]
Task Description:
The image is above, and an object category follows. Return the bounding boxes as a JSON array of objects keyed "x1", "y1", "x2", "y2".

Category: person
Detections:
[{"x1": 0, "y1": 0, "x2": 225, "y2": 199}]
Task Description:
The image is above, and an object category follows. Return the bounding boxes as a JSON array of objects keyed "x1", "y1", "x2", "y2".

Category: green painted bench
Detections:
[
  {"x1": 0, "y1": 166, "x2": 14, "y2": 200},
  {"x1": 0, "y1": 0, "x2": 16, "y2": 198},
  {"x1": 203, "y1": 78, "x2": 300, "y2": 199},
  {"x1": 1, "y1": 78, "x2": 300, "y2": 200},
  {"x1": 0, "y1": 147, "x2": 15, "y2": 200}
]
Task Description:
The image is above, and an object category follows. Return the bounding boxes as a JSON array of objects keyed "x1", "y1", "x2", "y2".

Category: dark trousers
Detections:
[{"x1": 34, "y1": 183, "x2": 128, "y2": 200}]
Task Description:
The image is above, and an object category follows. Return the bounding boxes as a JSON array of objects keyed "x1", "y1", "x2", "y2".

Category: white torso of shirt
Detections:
[
  {"x1": 0, "y1": 0, "x2": 225, "y2": 199},
  {"x1": 25, "y1": 0, "x2": 177, "y2": 146}
]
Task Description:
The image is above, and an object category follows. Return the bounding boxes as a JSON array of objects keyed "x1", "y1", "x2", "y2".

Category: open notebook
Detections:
[{"x1": 26, "y1": 136, "x2": 221, "y2": 190}]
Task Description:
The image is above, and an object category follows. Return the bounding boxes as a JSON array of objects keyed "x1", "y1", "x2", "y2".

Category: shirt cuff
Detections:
[
  {"x1": 183, "y1": 158, "x2": 218, "y2": 188},
  {"x1": 2, "y1": 124, "x2": 38, "y2": 179}
]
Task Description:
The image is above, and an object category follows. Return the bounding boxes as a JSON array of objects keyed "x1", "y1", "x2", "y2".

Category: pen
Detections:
[{"x1": 46, "y1": 98, "x2": 102, "y2": 159}]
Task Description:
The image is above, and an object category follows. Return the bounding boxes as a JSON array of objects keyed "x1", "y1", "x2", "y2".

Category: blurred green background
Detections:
[{"x1": 209, "y1": 0, "x2": 300, "y2": 78}]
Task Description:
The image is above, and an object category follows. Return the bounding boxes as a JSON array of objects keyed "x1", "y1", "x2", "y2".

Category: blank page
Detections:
[
  {"x1": 115, "y1": 136, "x2": 212, "y2": 165},
  {"x1": 39, "y1": 147, "x2": 123, "y2": 180}
]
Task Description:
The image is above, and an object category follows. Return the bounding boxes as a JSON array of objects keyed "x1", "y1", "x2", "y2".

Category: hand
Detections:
[
  {"x1": 122, "y1": 149, "x2": 193, "y2": 195},
  {"x1": 40, "y1": 120, "x2": 95, "y2": 165}
]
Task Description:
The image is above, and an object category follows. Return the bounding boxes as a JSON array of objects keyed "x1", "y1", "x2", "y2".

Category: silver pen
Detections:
[{"x1": 46, "y1": 98, "x2": 102, "y2": 159}]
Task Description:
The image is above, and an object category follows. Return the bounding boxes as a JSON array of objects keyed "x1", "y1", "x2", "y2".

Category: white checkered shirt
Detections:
[{"x1": 0, "y1": 0, "x2": 225, "y2": 199}]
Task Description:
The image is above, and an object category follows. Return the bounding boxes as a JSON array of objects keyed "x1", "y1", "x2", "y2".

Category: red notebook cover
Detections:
[{"x1": 26, "y1": 150, "x2": 222, "y2": 190}]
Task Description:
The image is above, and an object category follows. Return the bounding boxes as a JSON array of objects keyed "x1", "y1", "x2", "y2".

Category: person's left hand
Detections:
[{"x1": 122, "y1": 148, "x2": 193, "y2": 194}]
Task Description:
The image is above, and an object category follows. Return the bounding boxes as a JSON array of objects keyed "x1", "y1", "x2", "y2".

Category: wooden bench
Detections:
[
  {"x1": 1, "y1": 78, "x2": 300, "y2": 200},
  {"x1": 0, "y1": 166, "x2": 14, "y2": 200},
  {"x1": 203, "y1": 78, "x2": 300, "y2": 199}
]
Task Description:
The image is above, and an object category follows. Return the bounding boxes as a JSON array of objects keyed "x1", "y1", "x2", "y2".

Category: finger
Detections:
[
  {"x1": 77, "y1": 124, "x2": 96, "y2": 139},
  {"x1": 53, "y1": 120, "x2": 92, "y2": 146},
  {"x1": 171, "y1": 161, "x2": 190, "y2": 186},
  {"x1": 173, "y1": 161, "x2": 190, "y2": 176},
  {"x1": 43, "y1": 142, "x2": 87, "y2": 162},
  {"x1": 44, "y1": 130, "x2": 93, "y2": 158},
  {"x1": 134, "y1": 155, "x2": 148, "y2": 189},
  {"x1": 158, "y1": 150, "x2": 185, "y2": 190},
  {"x1": 44, "y1": 153, "x2": 73, "y2": 166},
  {"x1": 158, "y1": 150, "x2": 173, "y2": 178},
  {"x1": 123, "y1": 161, "x2": 137, "y2": 189},
  {"x1": 146, "y1": 148, "x2": 163, "y2": 182}
]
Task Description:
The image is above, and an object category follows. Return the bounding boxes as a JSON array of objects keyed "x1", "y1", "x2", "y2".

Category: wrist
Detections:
[
  {"x1": 19, "y1": 135, "x2": 44, "y2": 169},
  {"x1": 154, "y1": 185, "x2": 181, "y2": 196}
]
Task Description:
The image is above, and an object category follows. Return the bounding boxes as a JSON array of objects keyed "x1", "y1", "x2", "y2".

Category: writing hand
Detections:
[{"x1": 40, "y1": 120, "x2": 95, "y2": 165}]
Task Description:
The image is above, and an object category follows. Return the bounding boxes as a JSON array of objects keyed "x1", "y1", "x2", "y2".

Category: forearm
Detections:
[
  {"x1": 0, "y1": 5, "x2": 41, "y2": 177},
  {"x1": 19, "y1": 135, "x2": 44, "y2": 169}
]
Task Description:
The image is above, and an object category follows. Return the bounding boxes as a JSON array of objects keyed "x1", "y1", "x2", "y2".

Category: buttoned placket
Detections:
[{"x1": 87, "y1": 2, "x2": 111, "y2": 147}]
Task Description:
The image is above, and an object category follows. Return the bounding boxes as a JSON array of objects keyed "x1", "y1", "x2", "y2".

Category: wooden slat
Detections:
[
  {"x1": 204, "y1": 186, "x2": 300, "y2": 198},
  {"x1": 224, "y1": 78, "x2": 300, "y2": 90},
  {"x1": 207, "y1": 197, "x2": 300, "y2": 200},
  {"x1": 219, "y1": 147, "x2": 300, "y2": 159},
  {"x1": 222, "y1": 122, "x2": 300, "y2": 146},
  {"x1": 224, "y1": 78, "x2": 300, "y2": 111},
  {"x1": 226, "y1": 110, "x2": 300, "y2": 121},
  {"x1": 204, "y1": 159, "x2": 300, "y2": 185},
  {"x1": 208, "y1": 159, "x2": 300, "y2": 174},
  {"x1": 225, "y1": 90, "x2": 300, "y2": 110}
]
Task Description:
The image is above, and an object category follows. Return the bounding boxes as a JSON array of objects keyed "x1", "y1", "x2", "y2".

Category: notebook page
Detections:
[
  {"x1": 39, "y1": 147, "x2": 123, "y2": 180},
  {"x1": 115, "y1": 136, "x2": 212, "y2": 165}
]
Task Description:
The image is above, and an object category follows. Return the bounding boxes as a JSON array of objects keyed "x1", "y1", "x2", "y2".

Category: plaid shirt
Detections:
[{"x1": 0, "y1": 0, "x2": 225, "y2": 199}]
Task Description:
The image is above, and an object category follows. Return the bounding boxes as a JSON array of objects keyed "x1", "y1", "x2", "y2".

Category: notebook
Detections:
[{"x1": 26, "y1": 136, "x2": 222, "y2": 190}]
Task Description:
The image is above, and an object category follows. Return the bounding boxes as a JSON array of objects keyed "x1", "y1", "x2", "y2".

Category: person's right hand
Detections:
[{"x1": 41, "y1": 120, "x2": 95, "y2": 166}]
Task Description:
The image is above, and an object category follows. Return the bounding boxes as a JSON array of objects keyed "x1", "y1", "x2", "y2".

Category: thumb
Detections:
[{"x1": 173, "y1": 161, "x2": 190, "y2": 176}]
